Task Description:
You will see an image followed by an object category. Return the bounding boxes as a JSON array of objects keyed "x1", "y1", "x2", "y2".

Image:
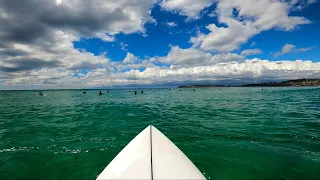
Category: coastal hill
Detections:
[
  {"x1": 242, "y1": 79, "x2": 320, "y2": 87},
  {"x1": 178, "y1": 79, "x2": 320, "y2": 88}
]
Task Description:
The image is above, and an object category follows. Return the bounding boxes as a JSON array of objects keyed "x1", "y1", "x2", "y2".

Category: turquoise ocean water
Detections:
[{"x1": 0, "y1": 87, "x2": 319, "y2": 179}]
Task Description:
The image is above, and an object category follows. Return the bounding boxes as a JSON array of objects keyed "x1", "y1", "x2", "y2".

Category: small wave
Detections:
[
  {"x1": 77, "y1": 137, "x2": 116, "y2": 142},
  {"x1": 248, "y1": 141, "x2": 320, "y2": 162},
  {"x1": 54, "y1": 149, "x2": 89, "y2": 154},
  {"x1": 53, "y1": 144, "x2": 125, "y2": 154},
  {"x1": 0, "y1": 146, "x2": 39, "y2": 153}
]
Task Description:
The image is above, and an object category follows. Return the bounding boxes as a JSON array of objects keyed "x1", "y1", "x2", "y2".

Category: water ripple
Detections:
[{"x1": 0, "y1": 87, "x2": 319, "y2": 179}]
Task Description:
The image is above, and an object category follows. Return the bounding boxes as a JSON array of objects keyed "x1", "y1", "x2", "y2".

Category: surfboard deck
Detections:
[{"x1": 96, "y1": 125, "x2": 206, "y2": 180}]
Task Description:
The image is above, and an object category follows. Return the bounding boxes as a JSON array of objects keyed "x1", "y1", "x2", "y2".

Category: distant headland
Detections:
[
  {"x1": 178, "y1": 79, "x2": 320, "y2": 88},
  {"x1": 242, "y1": 79, "x2": 320, "y2": 87}
]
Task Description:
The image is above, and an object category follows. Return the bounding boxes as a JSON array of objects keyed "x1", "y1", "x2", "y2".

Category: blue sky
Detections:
[{"x1": 0, "y1": 0, "x2": 319, "y2": 89}]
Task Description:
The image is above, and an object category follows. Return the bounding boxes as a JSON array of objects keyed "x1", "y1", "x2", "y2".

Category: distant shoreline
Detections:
[
  {"x1": 1, "y1": 79, "x2": 319, "y2": 91},
  {"x1": 178, "y1": 79, "x2": 320, "y2": 88}
]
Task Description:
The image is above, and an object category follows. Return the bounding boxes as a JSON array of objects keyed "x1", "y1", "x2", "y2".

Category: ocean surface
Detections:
[{"x1": 0, "y1": 87, "x2": 319, "y2": 179}]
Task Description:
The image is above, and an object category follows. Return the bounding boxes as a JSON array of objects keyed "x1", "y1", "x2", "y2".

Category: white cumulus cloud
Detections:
[
  {"x1": 274, "y1": 44, "x2": 313, "y2": 57},
  {"x1": 167, "y1": 22, "x2": 178, "y2": 27},
  {"x1": 160, "y1": 0, "x2": 214, "y2": 19},
  {"x1": 158, "y1": 46, "x2": 244, "y2": 67},
  {"x1": 241, "y1": 49, "x2": 262, "y2": 56},
  {"x1": 0, "y1": 0, "x2": 156, "y2": 85},
  {"x1": 191, "y1": 0, "x2": 311, "y2": 52},
  {"x1": 123, "y1": 53, "x2": 138, "y2": 64}
]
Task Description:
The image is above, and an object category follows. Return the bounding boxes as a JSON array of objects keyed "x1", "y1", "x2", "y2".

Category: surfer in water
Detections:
[
  {"x1": 83, "y1": 91, "x2": 86, "y2": 94},
  {"x1": 99, "y1": 91, "x2": 102, "y2": 95},
  {"x1": 135, "y1": 91, "x2": 137, "y2": 95},
  {"x1": 38, "y1": 92, "x2": 43, "y2": 96}
]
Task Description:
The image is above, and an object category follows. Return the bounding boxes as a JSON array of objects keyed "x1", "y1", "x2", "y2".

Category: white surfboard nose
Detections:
[
  {"x1": 97, "y1": 125, "x2": 206, "y2": 180},
  {"x1": 151, "y1": 126, "x2": 206, "y2": 179},
  {"x1": 97, "y1": 126, "x2": 151, "y2": 180}
]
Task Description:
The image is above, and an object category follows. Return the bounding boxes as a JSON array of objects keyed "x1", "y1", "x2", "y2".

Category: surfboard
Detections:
[{"x1": 96, "y1": 125, "x2": 206, "y2": 180}]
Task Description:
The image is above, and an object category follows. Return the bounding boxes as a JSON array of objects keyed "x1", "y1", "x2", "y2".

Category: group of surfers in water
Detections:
[
  {"x1": 4, "y1": 88, "x2": 266, "y2": 96},
  {"x1": 81, "y1": 89, "x2": 195, "y2": 95},
  {"x1": 16, "y1": 89, "x2": 198, "y2": 97}
]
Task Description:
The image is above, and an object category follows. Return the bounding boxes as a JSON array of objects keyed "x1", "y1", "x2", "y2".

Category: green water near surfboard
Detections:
[{"x1": 0, "y1": 87, "x2": 319, "y2": 179}]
